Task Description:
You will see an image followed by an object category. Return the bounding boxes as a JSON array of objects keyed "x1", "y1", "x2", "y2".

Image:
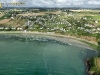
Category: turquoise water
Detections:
[{"x1": 0, "y1": 34, "x2": 98, "y2": 75}]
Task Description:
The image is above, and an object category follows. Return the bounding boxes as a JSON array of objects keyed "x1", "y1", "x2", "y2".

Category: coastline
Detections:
[{"x1": 0, "y1": 31, "x2": 98, "y2": 51}]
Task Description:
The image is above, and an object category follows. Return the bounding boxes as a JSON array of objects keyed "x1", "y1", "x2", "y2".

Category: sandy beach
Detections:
[{"x1": 0, "y1": 31, "x2": 98, "y2": 50}]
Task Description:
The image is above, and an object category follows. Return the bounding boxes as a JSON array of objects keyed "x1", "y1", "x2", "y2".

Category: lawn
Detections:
[{"x1": 85, "y1": 15, "x2": 100, "y2": 20}]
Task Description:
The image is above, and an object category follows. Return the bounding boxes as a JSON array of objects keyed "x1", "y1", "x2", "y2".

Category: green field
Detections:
[
  {"x1": 0, "y1": 14, "x2": 11, "y2": 20},
  {"x1": 84, "y1": 15, "x2": 100, "y2": 20}
]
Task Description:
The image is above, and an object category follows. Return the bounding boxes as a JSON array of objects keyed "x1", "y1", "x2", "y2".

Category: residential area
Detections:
[{"x1": 0, "y1": 8, "x2": 100, "y2": 42}]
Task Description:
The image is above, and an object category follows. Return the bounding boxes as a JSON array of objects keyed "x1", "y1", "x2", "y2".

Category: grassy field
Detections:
[
  {"x1": 0, "y1": 17, "x2": 26, "y2": 27},
  {"x1": 85, "y1": 15, "x2": 100, "y2": 20},
  {"x1": 96, "y1": 58, "x2": 100, "y2": 71},
  {"x1": 18, "y1": 11, "x2": 61, "y2": 16},
  {"x1": 0, "y1": 14, "x2": 11, "y2": 20},
  {"x1": 0, "y1": 19, "x2": 11, "y2": 25},
  {"x1": 18, "y1": 13, "x2": 45, "y2": 16},
  {"x1": 71, "y1": 10, "x2": 100, "y2": 12},
  {"x1": 71, "y1": 10, "x2": 100, "y2": 20}
]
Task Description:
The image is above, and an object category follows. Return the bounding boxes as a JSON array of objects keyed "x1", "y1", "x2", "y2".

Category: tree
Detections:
[
  {"x1": 96, "y1": 33, "x2": 100, "y2": 42},
  {"x1": 23, "y1": 26, "x2": 28, "y2": 30}
]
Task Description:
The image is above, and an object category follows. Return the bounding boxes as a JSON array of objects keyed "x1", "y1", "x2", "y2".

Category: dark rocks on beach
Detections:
[
  {"x1": 85, "y1": 57, "x2": 99, "y2": 75},
  {"x1": 85, "y1": 58, "x2": 97, "y2": 75},
  {"x1": 85, "y1": 58, "x2": 91, "y2": 71}
]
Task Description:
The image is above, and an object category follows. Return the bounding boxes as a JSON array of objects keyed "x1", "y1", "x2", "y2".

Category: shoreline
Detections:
[{"x1": 0, "y1": 31, "x2": 98, "y2": 51}]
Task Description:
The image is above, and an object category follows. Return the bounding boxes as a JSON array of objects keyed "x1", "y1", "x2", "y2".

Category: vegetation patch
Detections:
[
  {"x1": 96, "y1": 58, "x2": 100, "y2": 70},
  {"x1": 0, "y1": 14, "x2": 11, "y2": 20},
  {"x1": 90, "y1": 57, "x2": 100, "y2": 75},
  {"x1": 85, "y1": 16, "x2": 100, "y2": 20}
]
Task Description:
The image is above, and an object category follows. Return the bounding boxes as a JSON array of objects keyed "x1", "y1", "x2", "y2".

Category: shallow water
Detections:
[{"x1": 0, "y1": 34, "x2": 98, "y2": 75}]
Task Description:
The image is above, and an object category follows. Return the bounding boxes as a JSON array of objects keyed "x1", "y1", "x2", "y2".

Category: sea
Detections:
[{"x1": 0, "y1": 34, "x2": 98, "y2": 75}]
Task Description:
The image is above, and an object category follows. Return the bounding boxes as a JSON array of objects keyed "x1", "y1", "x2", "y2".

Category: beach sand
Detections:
[{"x1": 0, "y1": 31, "x2": 98, "y2": 50}]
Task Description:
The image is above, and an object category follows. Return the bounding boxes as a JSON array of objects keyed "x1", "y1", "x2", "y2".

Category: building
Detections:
[{"x1": 25, "y1": 20, "x2": 33, "y2": 26}]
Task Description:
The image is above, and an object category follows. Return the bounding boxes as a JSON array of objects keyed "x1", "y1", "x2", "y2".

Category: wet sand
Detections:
[{"x1": 0, "y1": 31, "x2": 97, "y2": 50}]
